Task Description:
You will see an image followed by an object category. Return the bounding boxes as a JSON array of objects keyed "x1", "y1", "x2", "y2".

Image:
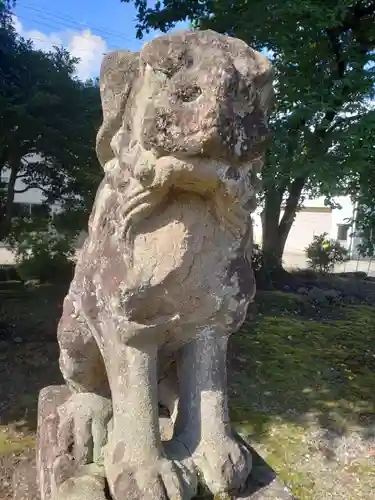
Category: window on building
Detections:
[{"x1": 337, "y1": 223, "x2": 350, "y2": 241}]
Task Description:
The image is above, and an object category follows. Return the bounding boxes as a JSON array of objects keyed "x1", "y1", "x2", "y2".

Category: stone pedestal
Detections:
[
  {"x1": 13, "y1": 387, "x2": 294, "y2": 500},
  {"x1": 13, "y1": 452, "x2": 39, "y2": 500},
  {"x1": 13, "y1": 450, "x2": 294, "y2": 500},
  {"x1": 36, "y1": 385, "x2": 71, "y2": 500}
]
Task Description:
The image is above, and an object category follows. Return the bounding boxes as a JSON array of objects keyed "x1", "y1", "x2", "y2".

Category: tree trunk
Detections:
[
  {"x1": 261, "y1": 177, "x2": 306, "y2": 281},
  {"x1": 262, "y1": 185, "x2": 284, "y2": 270},
  {"x1": 277, "y1": 176, "x2": 306, "y2": 256},
  {"x1": 0, "y1": 157, "x2": 20, "y2": 241}
]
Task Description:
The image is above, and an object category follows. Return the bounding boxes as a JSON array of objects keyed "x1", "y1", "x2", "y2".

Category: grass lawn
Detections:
[
  {"x1": 229, "y1": 291, "x2": 375, "y2": 499},
  {"x1": 1, "y1": 285, "x2": 375, "y2": 499}
]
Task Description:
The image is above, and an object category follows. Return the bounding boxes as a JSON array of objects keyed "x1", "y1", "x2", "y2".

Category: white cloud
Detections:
[
  {"x1": 11, "y1": 15, "x2": 22, "y2": 34},
  {"x1": 12, "y1": 15, "x2": 107, "y2": 81},
  {"x1": 68, "y1": 30, "x2": 107, "y2": 81}
]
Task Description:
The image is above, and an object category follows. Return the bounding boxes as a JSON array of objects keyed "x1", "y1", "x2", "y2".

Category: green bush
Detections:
[
  {"x1": 305, "y1": 233, "x2": 348, "y2": 273},
  {"x1": 9, "y1": 223, "x2": 76, "y2": 284},
  {"x1": 0, "y1": 265, "x2": 20, "y2": 282},
  {"x1": 0, "y1": 280, "x2": 24, "y2": 291},
  {"x1": 16, "y1": 253, "x2": 74, "y2": 284}
]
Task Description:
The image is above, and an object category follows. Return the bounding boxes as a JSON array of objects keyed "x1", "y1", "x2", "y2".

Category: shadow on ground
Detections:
[{"x1": 0, "y1": 285, "x2": 66, "y2": 431}]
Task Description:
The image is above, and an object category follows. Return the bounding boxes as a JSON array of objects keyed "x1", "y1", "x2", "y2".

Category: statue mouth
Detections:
[
  {"x1": 118, "y1": 151, "x2": 259, "y2": 248},
  {"x1": 131, "y1": 148, "x2": 258, "y2": 191}
]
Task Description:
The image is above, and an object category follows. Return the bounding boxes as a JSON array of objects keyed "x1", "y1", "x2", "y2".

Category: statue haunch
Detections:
[{"x1": 37, "y1": 29, "x2": 274, "y2": 500}]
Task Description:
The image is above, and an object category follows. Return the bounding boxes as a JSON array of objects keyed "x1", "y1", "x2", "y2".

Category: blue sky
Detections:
[{"x1": 13, "y1": 0, "x2": 188, "y2": 79}]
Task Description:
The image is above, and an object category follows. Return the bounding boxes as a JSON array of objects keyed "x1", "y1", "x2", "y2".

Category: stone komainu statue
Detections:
[{"x1": 36, "y1": 29, "x2": 274, "y2": 500}]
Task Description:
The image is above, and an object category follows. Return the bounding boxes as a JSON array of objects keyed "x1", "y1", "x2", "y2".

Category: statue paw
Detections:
[
  {"x1": 105, "y1": 442, "x2": 197, "y2": 500},
  {"x1": 55, "y1": 464, "x2": 107, "y2": 500},
  {"x1": 184, "y1": 433, "x2": 252, "y2": 495},
  {"x1": 54, "y1": 392, "x2": 112, "y2": 477}
]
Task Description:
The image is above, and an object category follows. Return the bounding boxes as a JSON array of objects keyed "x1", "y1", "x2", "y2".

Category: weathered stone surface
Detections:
[
  {"x1": 194, "y1": 444, "x2": 295, "y2": 499},
  {"x1": 16, "y1": 439, "x2": 293, "y2": 500},
  {"x1": 36, "y1": 29, "x2": 275, "y2": 499},
  {"x1": 37, "y1": 386, "x2": 71, "y2": 500},
  {"x1": 36, "y1": 386, "x2": 112, "y2": 500},
  {"x1": 235, "y1": 446, "x2": 295, "y2": 500},
  {"x1": 55, "y1": 464, "x2": 107, "y2": 500},
  {"x1": 13, "y1": 453, "x2": 40, "y2": 500}
]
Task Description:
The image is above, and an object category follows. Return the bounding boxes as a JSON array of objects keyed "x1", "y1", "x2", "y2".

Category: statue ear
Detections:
[{"x1": 96, "y1": 50, "x2": 140, "y2": 168}]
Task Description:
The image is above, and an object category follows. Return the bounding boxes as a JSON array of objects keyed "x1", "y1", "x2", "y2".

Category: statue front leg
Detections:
[
  {"x1": 103, "y1": 339, "x2": 197, "y2": 500},
  {"x1": 174, "y1": 329, "x2": 252, "y2": 496}
]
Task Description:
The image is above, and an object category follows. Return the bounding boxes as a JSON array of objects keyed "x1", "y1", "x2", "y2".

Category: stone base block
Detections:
[
  {"x1": 13, "y1": 452, "x2": 39, "y2": 500},
  {"x1": 14, "y1": 384, "x2": 294, "y2": 500},
  {"x1": 14, "y1": 440, "x2": 294, "y2": 500},
  {"x1": 36, "y1": 385, "x2": 72, "y2": 500}
]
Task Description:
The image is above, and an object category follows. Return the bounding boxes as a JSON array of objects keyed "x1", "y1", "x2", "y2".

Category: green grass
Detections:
[
  {"x1": 229, "y1": 291, "x2": 375, "y2": 498},
  {"x1": 0, "y1": 426, "x2": 35, "y2": 456}
]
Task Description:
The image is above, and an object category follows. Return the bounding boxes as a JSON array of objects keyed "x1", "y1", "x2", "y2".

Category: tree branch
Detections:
[
  {"x1": 14, "y1": 184, "x2": 49, "y2": 195},
  {"x1": 335, "y1": 1, "x2": 375, "y2": 52},
  {"x1": 341, "y1": 1, "x2": 375, "y2": 30},
  {"x1": 279, "y1": 176, "x2": 306, "y2": 231},
  {"x1": 14, "y1": 186, "x2": 31, "y2": 194},
  {"x1": 326, "y1": 28, "x2": 346, "y2": 79}
]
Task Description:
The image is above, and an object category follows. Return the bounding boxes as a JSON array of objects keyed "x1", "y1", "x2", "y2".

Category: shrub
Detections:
[
  {"x1": 305, "y1": 233, "x2": 348, "y2": 274},
  {"x1": 250, "y1": 243, "x2": 276, "y2": 290},
  {"x1": 0, "y1": 265, "x2": 20, "y2": 282},
  {"x1": 9, "y1": 223, "x2": 76, "y2": 284},
  {"x1": 0, "y1": 280, "x2": 24, "y2": 291},
  {"x1": 16, "y1": 253, "x2": 74, "y2": 284}
]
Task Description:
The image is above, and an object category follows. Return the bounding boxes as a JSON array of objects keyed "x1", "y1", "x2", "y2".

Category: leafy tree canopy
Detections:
[{"x1": 0, "y1": 2, "x2": 102, "y2": 241}]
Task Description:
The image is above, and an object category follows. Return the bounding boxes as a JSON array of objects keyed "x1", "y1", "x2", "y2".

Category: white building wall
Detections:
[
  {"x1": 1, "y1": 168, "x2": 58, "y2": 207},
  {"x1": 6, "y1": 179, "x2": 45, "y2": 205},
  {"x1": 283, "y1": 208, "x2": 332, "y2": 254},
  {"x1": 253, "y1": 195, "x2": 359, "y2": 256}
]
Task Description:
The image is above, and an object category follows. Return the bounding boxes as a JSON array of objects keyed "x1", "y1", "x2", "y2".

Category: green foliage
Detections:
[
  {"x1": 305, "y1": 232, "x2": 348, "y2": 273},
  {"x1": 7, "y1": 217, "x2": 75, "y2": 283},
  {"x1": 0, "y1": 8, "x2": 102, "y2": 239},
  {"x1": 0, "y1": 264, "x2": 18, "y2": 281},
  {"x1": 339, "y1": 111, "x2": 375, "y2": 258},
  {"x1": 16, "y1": 253, "x2": 74, "y2": 284}
]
